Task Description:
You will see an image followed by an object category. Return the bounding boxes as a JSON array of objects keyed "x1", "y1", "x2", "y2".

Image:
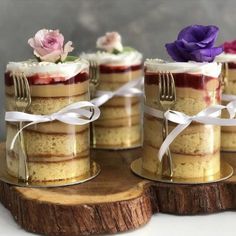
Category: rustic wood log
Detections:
[{"x1": 0, "y1": 142, "x2": 235, "y2": 236}]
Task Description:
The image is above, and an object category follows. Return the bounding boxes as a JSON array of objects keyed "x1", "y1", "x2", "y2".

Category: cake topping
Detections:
[
  {"x1": 28, "y1": 29, "x2": 74, "y2": 63},
  {"x1": 96, "y1": 32, "x2": 123, "y2": 53},
  {"x1": 145, "y1": 59, "x2": 221, "y2": 78},
  {"x1": 81, "y1": 31, "x2": 142, "y2": 66},
  {"x1": 215, "y1": 40, "x2": 236, "y2": 63},
  {"x1": 6, "y1": 59, "x2": 89, "y2": 80},
  {"x1": 6, "y1": 28, "x2": 87, "y2": 82},
  {"x1": 165, "y1": 25, "x2": 223, "y2": 62},
  {"x1": 223, "y1": 39, "x2": 236, "y2": 54}
]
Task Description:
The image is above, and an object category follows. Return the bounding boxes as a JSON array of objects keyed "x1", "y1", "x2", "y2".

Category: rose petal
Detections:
[
  {"x1": 61, "y1": 41, "x2": 74, "y2": 61},
  {"x1": 178, "y1": 25, "x2": 205, "y2": 42},
  {"x1": 96, "y1": 32, "x2": 123, "y2": 53},
  {"x1": 39, "y1": 50, "x2": 62, "y2": 63},
  {"x1": 190, "y1": 46, "x2": 223, "y2": 62},
  {"x1": 178, "y1": 25, "x2": 219, "y2": 49},
  {"x1": 165, "y1": 42, "x2": 189, "y2": 62}
]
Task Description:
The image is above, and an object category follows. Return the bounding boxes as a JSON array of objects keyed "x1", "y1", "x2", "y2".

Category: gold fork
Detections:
[
  {"x1": 12, "y1": 72, "x2": 31, "y2": 182},
  {"x1": 159, "y1": 71, "x2": 176, "y2": 178},
  {"x1": 88, "y1": 60, "x2": 99, "y2": 146},
  {"x1": 220, "y1": 62, "x2": 228, "y2": 89},
  {"x1": 88, "y1": 60, "x2": 99, "y2": 98}
]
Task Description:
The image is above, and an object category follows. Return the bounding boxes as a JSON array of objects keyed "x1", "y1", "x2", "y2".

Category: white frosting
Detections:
[
  {"x1": 6, "y1": 59, "x2": 89, "y2": 80},
  {"x1": 80, "y1": 51, "x2": 142, "y2": 66},
  {"x1": 215, "y1": 52, "x2": 236, "y2": 63},
  {"x1": 145, "y1": 59, "x2": 222, "y2": 78}
]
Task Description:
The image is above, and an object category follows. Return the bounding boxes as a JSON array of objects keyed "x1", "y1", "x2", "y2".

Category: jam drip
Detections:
[
  {"x1": 4, "y1": 72, "x2": 89, "y2": 86},
  {"x1": 99, "y1": 64, "x2": 143, "y2": 74}
]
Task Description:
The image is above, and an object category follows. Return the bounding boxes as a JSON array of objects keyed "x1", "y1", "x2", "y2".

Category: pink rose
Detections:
[
  {"x1": 28, "y1": 29, "x2": 74, "y2": 62},
  {"x1": 96, "y1": 32, "x2": 123, "y2": 53},
  {"x1": 223, "y1": 40, "x2": 236, "y2": 54}
]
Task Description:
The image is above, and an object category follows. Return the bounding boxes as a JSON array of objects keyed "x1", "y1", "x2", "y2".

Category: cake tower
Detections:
[
  {"x1": 81, "y1": 32, "x2": 143, "y2": 149},
  {"x1": 215, "y1": 40, "x2": 236, "y2": 151},
  {"x1": 142, "y1": 25, "x2": 223, "y2": 178},
  {"x1": 5, "y1": 29, "x2": 96, "y2": 182}
]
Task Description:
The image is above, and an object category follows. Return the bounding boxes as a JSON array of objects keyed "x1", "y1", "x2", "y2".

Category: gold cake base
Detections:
[
  {"x1": 131, "y1": 158, "x2": 233, "y2": 185},
  {"x1": 0, "y1": 158, "x2": 101, "y2": 188}
]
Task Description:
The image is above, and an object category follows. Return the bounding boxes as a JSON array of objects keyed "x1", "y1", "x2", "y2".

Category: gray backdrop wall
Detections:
[{"x1": 0, "y1": 0, "x2": 236, "y2": 140}]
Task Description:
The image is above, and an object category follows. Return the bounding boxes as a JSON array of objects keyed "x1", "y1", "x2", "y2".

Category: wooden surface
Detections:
[{"x1": 0, "y1": 142, "x2": 236, "y2": 236}]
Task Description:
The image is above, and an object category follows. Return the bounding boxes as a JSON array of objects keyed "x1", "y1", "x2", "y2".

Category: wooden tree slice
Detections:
[{"x1": 0, "y1": 142, "x2": 235, "y2": 236}]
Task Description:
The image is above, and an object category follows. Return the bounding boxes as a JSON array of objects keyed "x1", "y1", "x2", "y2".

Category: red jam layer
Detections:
[
  {"x1": 145, "y1": 72, "x2": 220, "y2": 90},
  {"x1": 99, "y1": 63, "x2": 143, "y2": 74},
  {"x1": 145, "y1": 72, "x2": 221, "y2": 105},
  {"x1": 4, "y1": 71, "x2": 89, "y2": 86},
  {"x1": 228, "y1": 62, "x2": 236, "y2": 69}
]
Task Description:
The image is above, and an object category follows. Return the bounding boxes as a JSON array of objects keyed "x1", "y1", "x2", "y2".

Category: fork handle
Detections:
[
  {"x1": 18, "y1": 122, "x2": 29, "y2": 183},
  {"x1": 161, "y1": 117, "x2": 173, "y2": 178}
]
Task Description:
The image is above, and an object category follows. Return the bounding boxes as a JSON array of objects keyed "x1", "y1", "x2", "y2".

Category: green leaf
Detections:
[
  {"x1": 112, "y1": 49, "x2": 122, "y2": 55},
  {"x1": 64, "y1": 56, "x2": 79, "y2": 62},
  {"x1": 123, "y1": 46, "x2": 136, "y2": 52}
]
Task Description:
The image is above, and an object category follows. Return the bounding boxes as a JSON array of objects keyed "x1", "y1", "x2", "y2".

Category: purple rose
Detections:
[{"x1": 165, "y1": 25, "x2": 223, "y2": 62}]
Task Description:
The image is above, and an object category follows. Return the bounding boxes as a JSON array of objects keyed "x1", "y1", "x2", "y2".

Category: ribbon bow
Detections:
[
  {"x1": 144, "y1": 100, "x2": 236, "y2": 161},
  {"x1": 5, "y1": 101, "x2": 100, "y2": 150}
]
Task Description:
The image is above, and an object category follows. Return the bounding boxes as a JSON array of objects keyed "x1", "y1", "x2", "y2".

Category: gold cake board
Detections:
[
  {"x1": 131, "y1": 158, "x2": 233, "y2": 185},
  {"x1": 0, "y1": 142, "x2": 236, "y2": 236}
]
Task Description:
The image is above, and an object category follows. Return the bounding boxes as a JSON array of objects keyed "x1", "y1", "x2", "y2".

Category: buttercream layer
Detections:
[
  {"x1": 5, "y1": 59, "x2": 89, "y2": 83},
  {"x1": 142, "y1": 143, "x2": 220, "y2": 178},
  {"x1": 144, "y1": 59, "x2": 221, "y2": 78}
]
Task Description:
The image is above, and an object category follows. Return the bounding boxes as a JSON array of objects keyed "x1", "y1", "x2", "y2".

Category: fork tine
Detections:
[
  {"x1": 19, "y1": 74, "x2": 26, "y2": 99},
  {"x1": 22, "y1": 74, "x2": 31, "y2": 107},
  {"x1": 22, "y1": 74, "x2": 29, "y2": 96},
  {"x1": 161, "y1": 72, "x2": 165, "y2": 98},
  {"x1": 166, "y1": 72, "x2": 170, "y2": 100},
  {"x1": 170, "y1": 72, "x2": 176, "y2": 101},
  {"x1": 13, "y1": 73, "x2": 19, "y2": 98},
  {"x1": 16, "y1": 73, "x2": 23, "y2": 98},
  {"x1": 158, "y1": 71, "x2": 162, "y2": 99}
]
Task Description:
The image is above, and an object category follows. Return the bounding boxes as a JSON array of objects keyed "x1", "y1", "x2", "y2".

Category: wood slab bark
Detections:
[{"x1": 0, "y1": 142, "x2": 235, "y2": 236}]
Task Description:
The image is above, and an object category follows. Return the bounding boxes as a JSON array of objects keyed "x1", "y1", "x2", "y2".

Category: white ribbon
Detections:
[
  {"x1": 144, "y1": 100, "x2": 236, "y2": 161},
  {"x1": 5, "y1": 101, "x2": 100, "y2": 150},
  {"x1": 91, "y1": 77, "x2": 143, "y2": 107},
  {"x1": 222, "y1": 93, "x2": 236, "y2": 102}
]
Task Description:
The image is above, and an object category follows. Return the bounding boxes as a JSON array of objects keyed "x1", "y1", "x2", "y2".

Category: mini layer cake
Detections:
[
  {"x1": 143, "y1": 60, "x2": 222, "y2": 178},
  {"x1": 215, "y1": 53, "x2": 236, "y2": 151},
  {"x1": 82, "y1": 51, "x2": 143, "y2": 149},
  {"x1": 5, "y1": 59, "x2": 90, "y2": 182}
]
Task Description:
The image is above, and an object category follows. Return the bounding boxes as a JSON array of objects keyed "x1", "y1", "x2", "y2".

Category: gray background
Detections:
[{"x1": 0, "y1": 0, "x2": 236, "y2": 140}]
